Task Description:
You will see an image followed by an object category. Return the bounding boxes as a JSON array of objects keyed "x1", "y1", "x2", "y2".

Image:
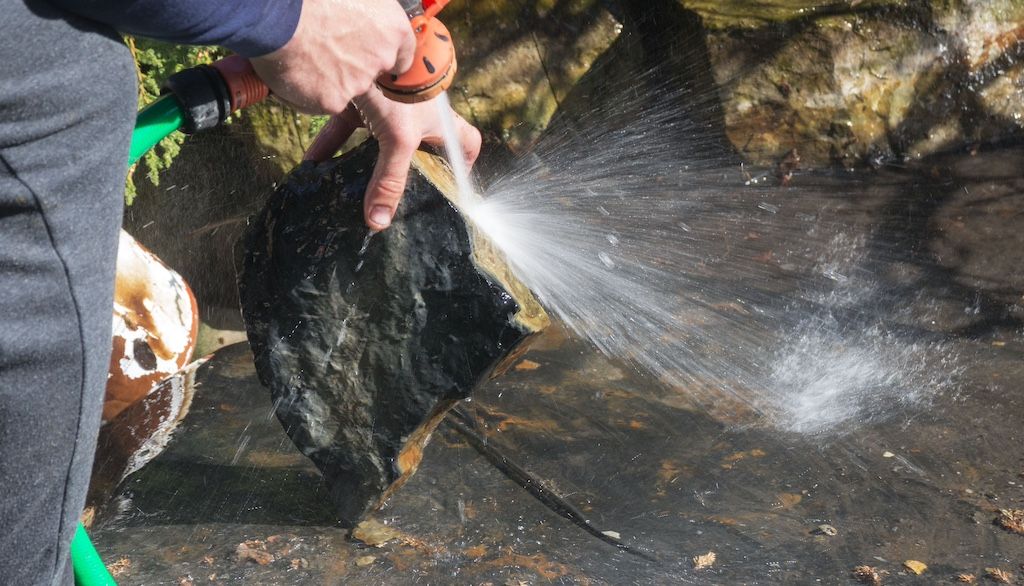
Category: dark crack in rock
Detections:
[{"x1": 238, "y1": 141, "x2": 548, "y2": 525}]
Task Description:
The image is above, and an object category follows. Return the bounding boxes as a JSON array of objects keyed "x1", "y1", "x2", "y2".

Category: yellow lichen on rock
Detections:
[{"x1": 903, "y1": 560, "x2": 927, "y2": 575}]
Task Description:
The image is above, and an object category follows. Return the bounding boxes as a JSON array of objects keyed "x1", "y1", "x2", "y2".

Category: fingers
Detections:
[
  {"x1": 421, "y1": 112, "x2": 482, "y2": 172},
  {"x1": 387, "y1": 6, "x2": 417, "y2": 75},
  {"x1": 391, "y1": 28, "x2": 417, "y2": 75},
  {"x1": 364, "y1": 134, "x2": 418, "y2": 230},
  {"x1": 303, "y1": 107, "x2": 363, "y2": 162},
  {"x1": 457, "y1": 115, "x2": 483, "y2": 168}
]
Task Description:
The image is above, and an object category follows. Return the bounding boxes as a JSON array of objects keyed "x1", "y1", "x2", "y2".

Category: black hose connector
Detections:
[{"x1": 162, "y1": 65, "x2": 232, "y2": 134}]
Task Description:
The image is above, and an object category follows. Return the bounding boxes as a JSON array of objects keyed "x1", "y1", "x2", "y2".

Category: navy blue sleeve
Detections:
[{"x1": 50, "y1": 0, "x2": 304, "y2": 57}]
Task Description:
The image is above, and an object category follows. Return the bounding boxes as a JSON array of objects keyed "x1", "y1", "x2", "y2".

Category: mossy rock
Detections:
[
  {"x1": 678, "y1": 0, "x2": 899, "y2": 29},
  {"x1": 694, "y1": 0, "x2": 1024, "y2": 165},
  {"x1": 444, "y1": 0, "x2": 622, "y2": 153}
]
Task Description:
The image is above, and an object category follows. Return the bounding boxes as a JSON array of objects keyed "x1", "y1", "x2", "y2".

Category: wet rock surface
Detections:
[
  {"x1": 88, "y1": 358, "x2": 206, "y2": 517},
  {"x1": 92, "y1": 145, "x2": 1024, "y2": 584},
  {"x1": 238, "y1": 141, "x2": 547, "y2": 525}
]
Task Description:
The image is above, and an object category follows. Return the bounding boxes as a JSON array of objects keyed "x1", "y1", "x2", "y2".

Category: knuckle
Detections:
[
  {"x1": 388, "y1": 133, "x2": 418, "y2": 152},
  {"x1": 466, "y1": 128, "x2": 483, "y2": 154},
  {"x1": 375, "y1": 176, "x2": 407, "y2": 198}
]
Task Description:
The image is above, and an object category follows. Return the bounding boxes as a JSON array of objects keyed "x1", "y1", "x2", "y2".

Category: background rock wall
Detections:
[
  {"x1": 695, "y1": 0, "x2": 1024, "y2": 166},
  {"x1": 123, "y1": 0, "x2": 1024, "y2": 318}
]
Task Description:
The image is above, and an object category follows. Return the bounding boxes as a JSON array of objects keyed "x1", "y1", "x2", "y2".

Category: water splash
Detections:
[{"x1": 447, "y1": 72, "x2": 957, "y2": 434}]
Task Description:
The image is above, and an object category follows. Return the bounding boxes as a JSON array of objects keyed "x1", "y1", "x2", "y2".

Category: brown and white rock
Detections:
[
  {"x1": 90, "y1": 357, "x2": 206, "y2": 512},
  {"x1": 238, "y1": 141, "x2": 549, "y2": 525},
  {"x1": 105, "y1": 231, "x2": 199, "y2": 421}
]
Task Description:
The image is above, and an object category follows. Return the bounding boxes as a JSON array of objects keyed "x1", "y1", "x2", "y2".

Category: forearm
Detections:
[{"x1": 49, "y1": 0, "x2": 303, "y2": 57}]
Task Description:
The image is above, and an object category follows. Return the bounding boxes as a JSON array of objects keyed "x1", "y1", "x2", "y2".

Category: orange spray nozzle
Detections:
[{"x1": 377, "y1": 0, "x2": 456, "y2": 103}]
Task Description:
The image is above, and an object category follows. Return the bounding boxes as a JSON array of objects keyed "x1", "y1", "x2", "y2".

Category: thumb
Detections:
[
  {"x1": 365, "y1": 135, "x2": 417, "y2": 230},
  {"x1": 391, "y1": 26, "x2": 417, "y2": 75}
]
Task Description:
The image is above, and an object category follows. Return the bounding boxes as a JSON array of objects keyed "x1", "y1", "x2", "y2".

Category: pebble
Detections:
[
  {"x1": 814, "y1": 524, "x2": 838, "y2": 536},
  {"x1": 903, "y1": 560, "x2": 927, "y2": 575}
]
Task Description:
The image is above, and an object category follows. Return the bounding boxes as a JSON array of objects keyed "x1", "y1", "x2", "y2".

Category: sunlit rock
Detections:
[
  {"x1": 677, "y1": 0, "x2": 899, "y2": 29},
  {"x1": 444, "y1": 0, "x2": 622, "y2": 153},
  {"x1": 238, "y1": 141, "x2": 549, "y2": 525},
  {"x1": 680, "y1": 0, "x2": 1024, "y2": 165},
  {"x1": 105, "y1": 231, "x2": 199, "y2": 421}
]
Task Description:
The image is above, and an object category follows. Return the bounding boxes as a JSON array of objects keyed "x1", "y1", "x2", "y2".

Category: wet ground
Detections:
[{"x1": 92, "y1": 146, "x2": 1024, "y2": 585}]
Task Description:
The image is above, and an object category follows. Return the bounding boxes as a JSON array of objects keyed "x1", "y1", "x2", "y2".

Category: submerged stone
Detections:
[{"x1": 238, "y1": 141, "x2": 548, "y2": 526}]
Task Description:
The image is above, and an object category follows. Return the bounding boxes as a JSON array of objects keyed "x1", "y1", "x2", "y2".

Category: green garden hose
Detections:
[
  {"x1": 71, "y1": 524, "x2": 117, "y2": 586},
  {"x1": 128, "y1": 93, "x2": 185, "y2": 166}
]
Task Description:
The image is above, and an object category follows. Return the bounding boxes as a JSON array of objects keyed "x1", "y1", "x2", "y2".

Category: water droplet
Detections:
[
  {"x1": 758, "y1": 202, "x2": 780, "y2": 214},
  {"x1": 823, "y1": 268, "x2": 847, "y2": 282},
  {"x1": 606, "y1": 234, "x2": 619, "y2": 246},
  {"x1": 358, "y1": 232, "x2": 374, "y2": 256},
  {"x1": 598, "y1": 251, "x2": 615, "y2": 269}
]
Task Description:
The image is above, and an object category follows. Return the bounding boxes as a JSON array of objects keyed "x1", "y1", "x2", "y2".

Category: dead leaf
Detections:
[
  {"x1": 957, "y1": 573, "x2": 976, "y2": 583},
  {"x1": 352, "y1": 519, "x2": 402, "y2": 547},
  {"x1": 852, "y1": 565, "x2": 882, "y2": 585},
  {"x1": 995, "y1": 509, "x2": 1024, "y2": 535},
  {"x1": 514, "y1": 359, "x2": 540, "y2": 371},
  {"x1": 984, "y1": 568, "x2": 1012, "y2": 583},
  {"x1": 692, "y1": 551, "x2": 716, "y2": 570},
  {"x1": 775, "y1": 493, "x2": 803, "y2": 509},
  {"x1": 903, "y1": 560, "x2": 928, "y2": 575},
  {"x1": 106, "y1": 557, "x2": 132, "y2": 578},
  {"x1": 236, "y1": 540, "x2": 274, "y2": 565}
]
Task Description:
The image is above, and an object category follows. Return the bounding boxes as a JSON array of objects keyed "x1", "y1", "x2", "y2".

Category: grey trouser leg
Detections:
[{"x1": 0, "y1": 1, "x2": 136, "y2": 584}]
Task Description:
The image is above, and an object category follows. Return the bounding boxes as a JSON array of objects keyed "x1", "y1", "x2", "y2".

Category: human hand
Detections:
[
  {"x1": 249, "y1": 0, "x2": 415, "y2": 114},
  {"x1": 304, "y1": 87, "x2": 482, "y2": 230}
]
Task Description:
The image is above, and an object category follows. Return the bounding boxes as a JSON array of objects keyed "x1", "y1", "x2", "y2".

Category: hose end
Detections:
[
  {"x1": 377, "y1": 16, "x2": 456, "y2": 103},
  {"x1": 212, "y1": 55, "x2": 270, "y2": 112}
]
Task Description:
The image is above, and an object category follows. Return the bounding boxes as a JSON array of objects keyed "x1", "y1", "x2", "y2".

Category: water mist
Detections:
[{"x1": 436, "y1": 71, "x2": 956, "y2": 435}]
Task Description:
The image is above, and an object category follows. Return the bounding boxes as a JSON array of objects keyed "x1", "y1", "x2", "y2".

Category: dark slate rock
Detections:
[{"x1": 238, "y1": 141, "x2": 547, "y2": 526}]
